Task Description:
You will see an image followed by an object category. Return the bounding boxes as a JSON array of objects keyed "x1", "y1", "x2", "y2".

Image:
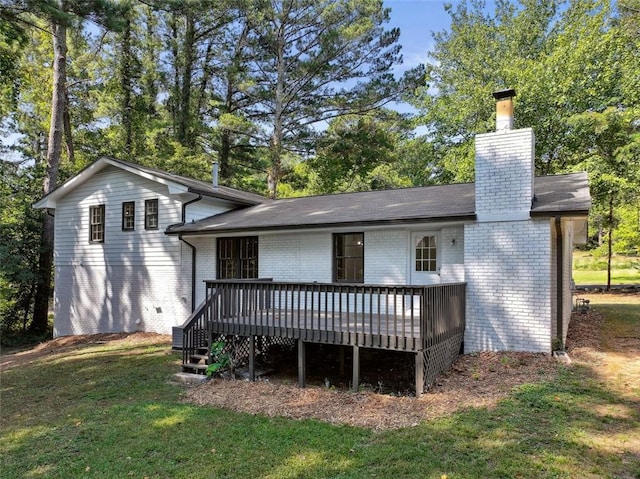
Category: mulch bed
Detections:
[
  {"x1": 184, "y1": 346, "x2": 561, "y2": 430},
  {"x1": 184, "y1": 309, "x2": 606, "y2": 430}
]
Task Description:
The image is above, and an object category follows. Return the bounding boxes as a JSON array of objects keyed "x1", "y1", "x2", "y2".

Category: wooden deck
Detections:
[{"x1": 181, "y1": 280, "x2": 466, "y2": 396}]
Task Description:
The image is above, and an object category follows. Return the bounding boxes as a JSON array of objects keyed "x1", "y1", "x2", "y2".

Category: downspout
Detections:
[
  {"x1": 554, "y1": 217, "x2": 564, "y2": 349},
  {"x1": 176, "y1": 194, "x2": 202, "y2": 313},
  {"x1": 181, "y1": 193, "x2": 202, "y2": 224},
  {"x1": 180, "y1": 234, "x2": 197, "y2": 313}
]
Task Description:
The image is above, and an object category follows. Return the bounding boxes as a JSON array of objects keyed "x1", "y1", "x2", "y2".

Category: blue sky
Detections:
[{"x1": 384, "y1": 0, "x2": 456, "y2": 74}]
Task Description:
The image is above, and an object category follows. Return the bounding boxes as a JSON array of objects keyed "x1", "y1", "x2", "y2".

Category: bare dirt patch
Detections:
[
  {"x1": 568, "y1": 294, "x2": 640, "y2": 402},
  {"x1": 0, "y1": 332, "x2": 170, "y2": 372}
]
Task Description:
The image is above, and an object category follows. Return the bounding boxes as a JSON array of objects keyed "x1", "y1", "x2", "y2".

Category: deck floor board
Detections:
[{"x1": 210, "y1": 309, "x2": 423, "y2": 351}]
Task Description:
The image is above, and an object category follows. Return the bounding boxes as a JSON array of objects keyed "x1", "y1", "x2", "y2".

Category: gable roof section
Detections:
[
  {"x1": 167, "y1": 172, "x2": 590, "y2": 235},
  {"x1": 33, "y1": 156, "x2": 266, "y2": 209}
]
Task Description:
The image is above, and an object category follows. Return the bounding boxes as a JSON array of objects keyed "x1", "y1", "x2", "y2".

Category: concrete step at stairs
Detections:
[{"x1": 182, "y1": 362, "x2": 208, "y2": 373}]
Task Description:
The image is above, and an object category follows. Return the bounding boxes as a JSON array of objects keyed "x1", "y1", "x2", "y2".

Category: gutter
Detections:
[
  {"x1": 165, "y1": 214, "x2": 479, "y2": 236},
  {"x1": 530, "y1": 209, "x2": 590, "y2": 218},
  {"x1": 180, "y1": 234, "x2": 197, "y2": 312},
  {"x1": 187, "y1": 187, "x2": 264, "y2": 207},
  {"x1": 167, "y1": 194, "x2": 203, "y2": 313},
  {"x1": 554, "y1": 216, "x2": 564, "y2": 349}
]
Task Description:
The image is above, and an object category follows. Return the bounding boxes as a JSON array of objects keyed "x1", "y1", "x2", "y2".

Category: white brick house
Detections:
[{"x1": 35, "y1": 97, "x2": 590, "y2": 354}]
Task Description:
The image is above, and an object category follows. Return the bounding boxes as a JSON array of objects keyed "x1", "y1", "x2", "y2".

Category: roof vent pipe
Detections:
[
  {"x1": 212, "y1": 161, "x2": 219, "y2": 189},
  {"x1": 492, "y1": 89, "x2": 516, "y2": 131}
]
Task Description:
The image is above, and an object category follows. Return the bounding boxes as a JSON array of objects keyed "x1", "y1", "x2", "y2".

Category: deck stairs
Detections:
[
  {"x1": 178, "y1": 294, "x2": 216, "y2": 376},
  {"x1": 182, "y1": 341, "x2": 210, "y2": 374}
]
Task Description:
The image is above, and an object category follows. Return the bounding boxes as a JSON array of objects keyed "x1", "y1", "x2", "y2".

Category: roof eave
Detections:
[
  {"x1": 530, "y1": 209, "x2": 590, "y2": 218},
  {"x1": 165, "y1": 214, "x2": 477, "y2": 236},
  {"x1": 186, "y1": 187, "x2": 263, "y2": 206}
]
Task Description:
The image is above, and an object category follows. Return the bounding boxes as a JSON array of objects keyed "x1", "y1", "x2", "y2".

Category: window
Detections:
[
  {"x1": 145, "y1": 199, "x2": 158, "y2": 230},
  {"x1": 122, "y1": 201, "x2": 135, "y2": 231},
  {"x1": 89, "y1": 205, "x2": 105, "y2": 243},
  {"x1": 217, "y1": 237, "x2": 259, "y2": 279},
  {"x1": 415, "y1": 235, "x2": 437, "y2": 272},
  {"x1": 333, "y1": 233, "x2": 364, "y2": 283}
]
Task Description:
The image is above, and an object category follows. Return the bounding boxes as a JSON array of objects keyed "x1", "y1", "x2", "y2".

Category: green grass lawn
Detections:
[
  {"x1": 573, "y1": 268, "x2": 640, "y2": 285},
  {"x1": 573, "y1": 251, "x2": 639, "y2": 285},
  {"x1": 2, "y1": 315, "x2": 639, "y2": 478}
]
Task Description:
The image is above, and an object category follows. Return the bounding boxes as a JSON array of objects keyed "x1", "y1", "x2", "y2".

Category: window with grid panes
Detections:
[
  {"x1": 144, "y1": 199, "x2": 158, "y2": 230},
  {"x1": 415, "y1": 235, "x2": 437, "y2": 272},
  {"x1": 333, "y1": 233, "x2": 364, "y2": 282},
  {"x1": 89, "y1": 205, "x2": 105, "y2": 243},
  {"x1": 122, "y1": 201, "x2": 135, "y2": 230},
  {"x1": 217, "y1": 237, "x2": 258, "y2": 279}
]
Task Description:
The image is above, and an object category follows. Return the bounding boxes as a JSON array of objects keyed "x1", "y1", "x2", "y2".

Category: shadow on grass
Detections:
[{"x1": 1, "y1": 342, "x2": 639, "y2": 478}]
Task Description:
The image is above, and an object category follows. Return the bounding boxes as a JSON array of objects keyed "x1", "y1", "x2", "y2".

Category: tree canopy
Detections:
[{"x1": 1, "y1": 0, "x2": 638, "y2": 337}]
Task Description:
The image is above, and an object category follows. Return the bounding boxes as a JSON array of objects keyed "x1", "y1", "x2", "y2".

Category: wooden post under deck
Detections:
[
  {"x1": 415, "y1": 351, "x2": 425, "y2": 398},
  {"x1": 248, "y1": 335, "x2": 255, "y2": 381},
  {"x1": 352, "y1": 345, "x2": 360, "y2": 392},
  {"x1": 298, "y1": 339, "x2": 306, "y2": 388}
]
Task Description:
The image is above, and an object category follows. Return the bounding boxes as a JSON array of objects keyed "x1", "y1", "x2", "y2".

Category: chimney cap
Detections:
[{"x1": 492, "y1": 89, "x2": 516, "y2": 100}]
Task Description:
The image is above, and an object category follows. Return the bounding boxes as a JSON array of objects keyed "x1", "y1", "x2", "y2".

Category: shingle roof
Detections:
[
  {"x1": 34, "y1": 156, "x2": 266, "y2": 208},
  {"x1": 167, "y1": 172, "x2": 590, "y2": 235},
  {"x1": 530, "y1": 172, "x2": 591, "y2": 215},
  {"x1": 104, "y1": 157, "x2": 266, "y2": 205}
]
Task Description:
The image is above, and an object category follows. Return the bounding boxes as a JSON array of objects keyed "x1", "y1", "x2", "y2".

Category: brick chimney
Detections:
[{"x1": 475, "y1": 89, "x2": 534, "y2": 222}]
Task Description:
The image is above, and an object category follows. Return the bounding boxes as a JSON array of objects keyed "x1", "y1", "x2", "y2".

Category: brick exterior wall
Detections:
[
  {"x1": 363, "y1": 229, "x2": 408, "y2": 284},
  {"x1": 464, "y1": 219, "x2": 552, "y2": 352},
  {"x1": 465, "y1": 127, "x2": 554, "y2": 353},
  {"x1": 440, "y1": 226, "x2": 465, "y2": 282},
  {"x1": 260, "y1": 232, "x2": 333, "y2": 282},
  {"x1": 54, "y1": 263, "x2": 189, "y2": 336},
  {"x1": 475, "y1": 128, "x2": 535, "y2": 220}
]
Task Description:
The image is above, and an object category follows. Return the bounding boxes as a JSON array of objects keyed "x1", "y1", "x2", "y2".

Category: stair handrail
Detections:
[{"x1": 181, "y1": 290, "x2": 219, "y2": 368}]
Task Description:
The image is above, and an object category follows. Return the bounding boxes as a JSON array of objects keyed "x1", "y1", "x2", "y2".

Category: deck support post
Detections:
[
  {"x1": 352, "y1": 345, "x2": 360, "y2": 392},
  {"x1": 298, "y1": 339, "x2": 306, "y2": 388},
  {"x1": 415, "y1": 351, "x2": 425, "y2": 398},
  {"x1": 248, "y1": 335, "x2": 255, "y2": 382}
]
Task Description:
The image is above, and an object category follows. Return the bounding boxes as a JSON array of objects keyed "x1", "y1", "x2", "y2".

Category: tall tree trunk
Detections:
[
  {"x1": 219, "y1": 22, "x2": 249, "y2": 180},
  {"x1": 63, "y1": 87, "x2": 74, "y2": 164},
  {"x1": 178, "y1": 13, "x2": 195, "y2": 147},
  {"x1": 32, "y1": 17, "x2": 67, "y2": 334},
  {"x1": 220, "y1": 128, "x2": 232, "y2": 179},
  {"x1": 268, "y1": 25, "x2": 285, "y2": 199},
  {"x1": 607, "y1": 195, "x2": 614, "y2": 291},
  {"x1": 121, "y1": 16, "x2": 133, "y2": 152},
  {"x1": 142, "y1": 6, "x2": 158, "y2": 117},
  {"x1": 169, "y1": 14, "x2": 180, "y2": 136}
]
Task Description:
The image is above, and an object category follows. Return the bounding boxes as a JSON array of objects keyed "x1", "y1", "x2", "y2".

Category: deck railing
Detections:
[
  {"x1": 180, "y1": 292, "x2": 217, "y2": 367},
  {"x1": 204, "y1": 280, "x2": 466, "y2": 352}
]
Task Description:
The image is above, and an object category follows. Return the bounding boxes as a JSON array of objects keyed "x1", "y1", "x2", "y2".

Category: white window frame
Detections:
[{"x1": 409, "y1": 231, "x2": 441, "y2": 285}]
